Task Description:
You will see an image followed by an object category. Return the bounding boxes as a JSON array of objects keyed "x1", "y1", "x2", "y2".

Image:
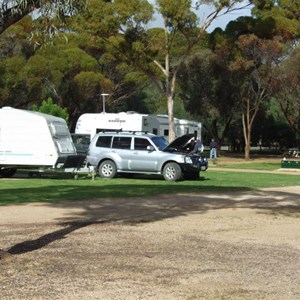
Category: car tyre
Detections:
[
  {"x1": 163, "y1": 162, "x2": 182, "y2": 181},
  {"x1": 98, "y1": 160, "x2": 117, "y2": 179}
]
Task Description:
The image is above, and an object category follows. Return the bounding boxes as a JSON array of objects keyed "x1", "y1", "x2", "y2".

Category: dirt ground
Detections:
[{"x1": 1, "y1": 158, "x2": 300, "y2": 299}]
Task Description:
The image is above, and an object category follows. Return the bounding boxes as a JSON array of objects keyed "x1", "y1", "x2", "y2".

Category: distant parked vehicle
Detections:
[
  {"x1": 71, "y1": 133, "x2": 90, "y2": 155},
  {"x1": 75, "y1": 111, "x2": 202, "y2": 141},
  {"x1": 87, "y1": 131, "x2": 208, "y2": 181},
  {"x1": 75, "y1": 112, "x2": 160, "y2": 140}
]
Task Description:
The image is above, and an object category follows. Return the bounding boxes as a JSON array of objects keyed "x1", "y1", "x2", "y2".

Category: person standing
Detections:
[
  {"x1": 209, "y1": 138, "x2": 218, "y2": 159},
  {"x1": 192, "y1": 137, "x2": 204, "y2": 154}
]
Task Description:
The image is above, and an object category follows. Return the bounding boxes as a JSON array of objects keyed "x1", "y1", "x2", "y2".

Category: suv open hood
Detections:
[{"x1": 163, "y1": 134, "x2": 194, "y2": 152}]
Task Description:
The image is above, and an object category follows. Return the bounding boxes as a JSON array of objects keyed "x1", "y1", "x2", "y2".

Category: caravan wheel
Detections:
[{"x1": 98, "y1": 160, "x2": 117, "y2": 179}]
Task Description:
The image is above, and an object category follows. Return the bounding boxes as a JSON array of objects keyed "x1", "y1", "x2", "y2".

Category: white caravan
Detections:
[
  {"x1": 75, "y1": 112, "x2": 160, "y2": 139},
  {"x1": 0, "y1": 107, "x2": 84, "y2": 177}
]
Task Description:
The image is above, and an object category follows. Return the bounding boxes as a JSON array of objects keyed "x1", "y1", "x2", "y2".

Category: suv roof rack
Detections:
[
  {"x1": 96, "y1": 129, "x2": 123, "y2": 133},
  {"x1": 96, "y1": 129, "x2": 150, "y2": 135},
  {"x1": 128, "y1": 130, "x2": 149, "y2": 134}
]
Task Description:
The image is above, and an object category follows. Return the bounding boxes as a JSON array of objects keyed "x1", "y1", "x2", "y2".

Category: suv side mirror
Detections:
[{"x1": 147, "y1": 145, "x2": 155, "y2": 152}]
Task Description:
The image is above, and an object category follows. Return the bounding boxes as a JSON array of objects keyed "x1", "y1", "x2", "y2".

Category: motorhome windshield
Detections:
[{"x1": 151, "y1": 136, "x2": 169, "y2": 150}]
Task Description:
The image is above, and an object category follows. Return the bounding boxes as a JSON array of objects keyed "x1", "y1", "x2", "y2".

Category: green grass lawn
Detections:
[
  {"x1": 216, "y1": 162, "x2": 280, "y2": 170},
  {"x1": 0, "y1": 169, "x2": 299, "y2": 205}
]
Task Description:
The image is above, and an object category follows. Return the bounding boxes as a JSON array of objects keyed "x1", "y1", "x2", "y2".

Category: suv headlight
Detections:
[
  {"x1": 185, "y1": 156, "x2": 193, "y2": 164},
  {"x1": 199, "y1": 157, "x2": 207, "y2": 162}
]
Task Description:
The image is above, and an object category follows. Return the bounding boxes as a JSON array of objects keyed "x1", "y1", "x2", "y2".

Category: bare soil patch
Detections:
[{"x1": 1, "y1": 184, "x2": 300, "y2": 299}]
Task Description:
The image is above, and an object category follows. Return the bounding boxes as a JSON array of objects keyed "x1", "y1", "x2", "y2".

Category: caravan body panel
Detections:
[
  {"x1": 75, "y1": 112, "x2": 160, "y2": 139},
  {"x1": 156, "y1": 115, "x2": 202, "y2": 141},
  {"x1": 0, "y1": 107, "x2": 76, "y2": 168}
]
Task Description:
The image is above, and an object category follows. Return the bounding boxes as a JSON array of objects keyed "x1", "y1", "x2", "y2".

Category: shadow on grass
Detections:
[
  {"x1": 0, "y1": 181, "x2": 246, "y2": 205},
  {"x1": 2, "y1": 170, "x2": 300, "y2": 205}
]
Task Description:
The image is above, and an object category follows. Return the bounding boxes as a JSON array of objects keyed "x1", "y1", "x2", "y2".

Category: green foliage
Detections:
[
  {"x1": 2, "y1": 0, "x2": 300, "y2": 149},
  {"x1": 73, "y1": 71, "x2": 114, "y2": 99},
  {"x1": 251, "y1": 0, "x2": 300, "y2": 39},
  {"x1": 113, "y1": 0, "x2": 154, "y2": 26},
  {"x1": 157, "y1": 0, "x2": 197, "y2": 30},
  {"x1": 274, "y1": 45, "x2": 300, "y2": 135},
  {"x1": 0, "y1": 0, "x2": 88, "y2": 39},
  {"x1": 178, "y1": 46, "x2": 240, "y2": 142},
  {"x1": 32, "y1": 98, "x2": 69, "y2": 121}
]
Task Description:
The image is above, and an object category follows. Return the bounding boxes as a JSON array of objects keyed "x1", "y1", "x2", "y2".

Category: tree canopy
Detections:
[
  {"x1": 1, "y1": 0, "x2": 300, "y2": 152},
  {"x1": 0, "y1": 0, "x2": 87, "y2": 35}
]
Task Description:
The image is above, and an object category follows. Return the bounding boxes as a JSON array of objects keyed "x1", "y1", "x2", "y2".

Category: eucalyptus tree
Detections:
[
  {"x1": 77, "y1": 0, "x2": 249, "y2": 141},
  {"x1": 251, "y1": 0, "x2": 300, "y2": 39},
  {"x1": 0, "y1": 16, "x2": 35, "y2": 108},
  {"x1": 178, "y1": 34, "x2": 241, "y2": 147},
  {"x1": 275, "y1": 45, "x2": 300, "y2": 137},
  {"x1": 0, "y1": 0, "x2": 87, "y2": 35},
  {"x1": 230, "y1": 34, "x2": 284, "y2": 159},
  {"x1": 250, "y1": 0, "x2": 300, "y2": 142}
]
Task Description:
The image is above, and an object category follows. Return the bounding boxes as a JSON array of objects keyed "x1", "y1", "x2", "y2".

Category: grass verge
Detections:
[
  {"x1": 0, "y1": 170, "x2": 299, "y2": 205},
  {"x1": 216, "y1": 162, "x2": 280, "y2": 170}
]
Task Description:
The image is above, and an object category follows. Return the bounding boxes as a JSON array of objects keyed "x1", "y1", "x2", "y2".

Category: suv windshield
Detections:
[{"x1": 151, "y1": 136, "x2": 169, "y2": 150}]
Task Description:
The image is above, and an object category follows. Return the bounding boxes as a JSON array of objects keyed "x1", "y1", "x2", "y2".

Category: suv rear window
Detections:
[{"x1": 96, "y1": 136, "x2": 112, "y2": 148}]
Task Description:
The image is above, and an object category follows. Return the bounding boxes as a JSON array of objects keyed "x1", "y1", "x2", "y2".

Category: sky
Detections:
[
  {"x1": 0, "y1": 0, "x2": 251, "y2": 33},
  {"x1": 148, "y1": 0, "x2": 252, "y2": 32}
]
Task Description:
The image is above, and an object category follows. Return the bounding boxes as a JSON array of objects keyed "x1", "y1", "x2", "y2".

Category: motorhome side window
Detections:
[
  {"x1": 96, "y1": 136, "x2": 112, "y2": 148},
  {"x1": 134, "y1": 138, "x2": 151, "y2": 150},
  {"x1": 112, "y1": 137, "x2": 131, "y2": 149}
]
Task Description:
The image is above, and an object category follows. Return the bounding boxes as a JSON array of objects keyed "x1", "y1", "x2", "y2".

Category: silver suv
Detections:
[{"x1": 87, "y1": 131, "x2": 208, "y2": 181}]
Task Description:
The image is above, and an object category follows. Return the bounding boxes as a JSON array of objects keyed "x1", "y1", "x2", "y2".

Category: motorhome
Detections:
[
  {"x1": 75, "y1": 112, "x2": 202, "y2": 141},
  {"x1": 155, "y1": 115, "x2": 202, "y2": 140},
  {"x1": 0, "y1": 107, "x2": 84, "y2": 177},
  {"x1": 75, "y1": 112, "x2": 160, "y2": 139}
]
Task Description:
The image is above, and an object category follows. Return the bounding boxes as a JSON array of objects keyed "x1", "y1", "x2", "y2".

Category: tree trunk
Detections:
[
  {"x1": 244, "y1": 136, "x2": 251, "y2": 160},
  {"x1": 167, "y1": 94, "x2": 175, "y2": 142},
  {"x1": 164, "y1": 46, "x2": 176, "y2": 142},
  {"x1": 242, "y1": 112, "x2": 251, "y2": 160}
]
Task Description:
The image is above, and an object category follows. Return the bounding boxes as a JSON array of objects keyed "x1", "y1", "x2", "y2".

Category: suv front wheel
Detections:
[
  {"x1": 99, "y1": 160, "x2": 117, "y2": 179},
  {"x1": 163, "y1": 162, "x2": 182, "y2": 181}
]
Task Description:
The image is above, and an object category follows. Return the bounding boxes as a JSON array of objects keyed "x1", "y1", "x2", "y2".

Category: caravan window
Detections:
[
  {"x1": 96, "y1": 136, "x2": 112, "y2": 148},
  {"x1": 50, "y1": 122, "x2": 70, "y2": 136}
]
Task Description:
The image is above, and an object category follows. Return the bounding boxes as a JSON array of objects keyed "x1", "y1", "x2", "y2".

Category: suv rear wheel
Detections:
[
  {"x1": 99, "y1": 160, "x2": 117, "y2": 179},
  {"x1": 163, "y1": 162, "x2": 182, "y2": 181}
]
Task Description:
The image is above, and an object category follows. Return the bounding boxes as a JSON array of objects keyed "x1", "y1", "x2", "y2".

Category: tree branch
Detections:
[{"x1": 0, "y1": 1, "x2": 39, "y2": 34}]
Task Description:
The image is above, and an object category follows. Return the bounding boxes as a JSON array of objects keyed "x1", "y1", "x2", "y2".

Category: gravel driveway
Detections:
[{"x1": 1, "y1": 186, "x2": 300, "y2": 299}]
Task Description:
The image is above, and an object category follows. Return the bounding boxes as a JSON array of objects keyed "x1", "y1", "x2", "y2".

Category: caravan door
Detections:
[{"x1": 0, "y1": 128, "x2": 4, "y2": 161}]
